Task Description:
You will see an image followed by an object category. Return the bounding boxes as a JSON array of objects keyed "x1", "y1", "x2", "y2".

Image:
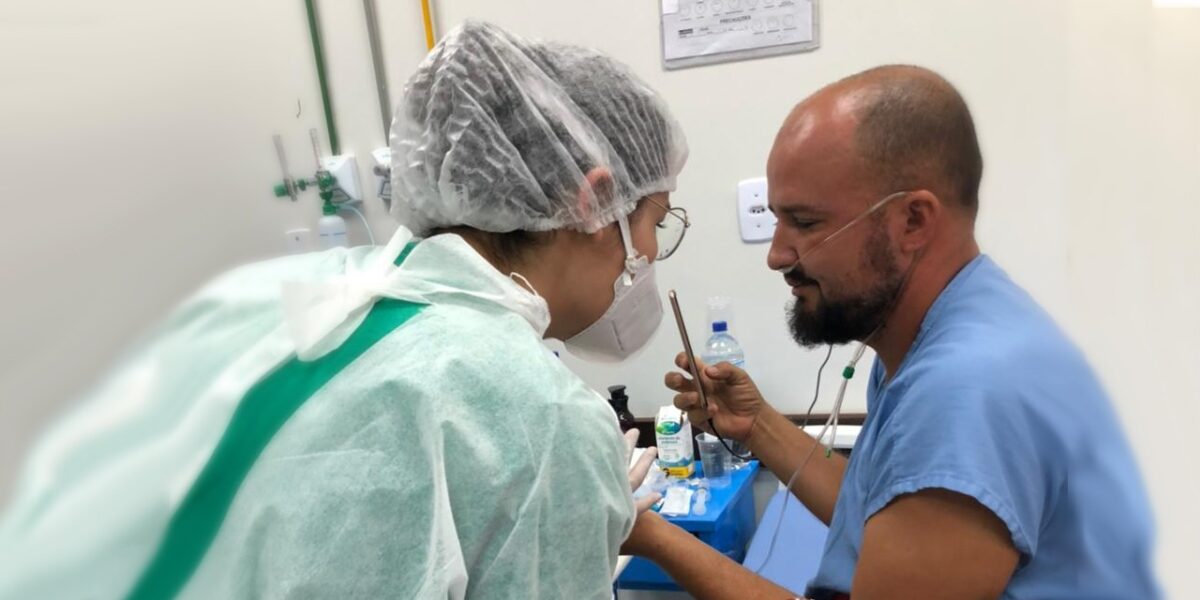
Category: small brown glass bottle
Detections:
[{"x1": 606, "y1": 385, "x2": 638, "y2": 433}]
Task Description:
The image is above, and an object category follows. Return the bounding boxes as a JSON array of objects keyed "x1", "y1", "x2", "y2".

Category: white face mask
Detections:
[{"x1": 563, "y1": 215, "x2": 664, "y2": 363}]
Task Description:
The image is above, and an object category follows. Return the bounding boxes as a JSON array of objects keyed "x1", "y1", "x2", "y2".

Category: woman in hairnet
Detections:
[{"x1": 0, "y1": 21, "x2": 688, "y2": 600}]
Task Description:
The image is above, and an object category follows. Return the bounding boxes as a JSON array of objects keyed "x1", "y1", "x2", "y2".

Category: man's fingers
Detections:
[
  {"x1": 673, "y1": 392, "x2": 701, "y2": 412},
  {"x1": 674, "y1": 393, "x2": 717, "y2": 434},
  {"x1": 674, "y1": 391, "x2": 721, "y2": 418},
  {"x1": 670, "y1": 353, "x2": 733, "y2": 401},
  {"x1": 663, "y1": 371, "x2": 692, "y2": 393},
  {"x1": 634, "y1": 493, "x2": 662, "y2": 514},
  {"x1": 674, "y1": 352, "x2": 688, "y2": 370},
  {"x1": 674, "y1": 351, "x2": 709, "y2": 373}
]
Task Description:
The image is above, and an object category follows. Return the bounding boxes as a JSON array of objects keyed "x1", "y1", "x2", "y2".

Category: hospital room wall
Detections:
[
  {"x1": 0, "y1": 0, "x2": 1195, "y2": 596},
  {"x1": 0, "y1": 0, "x2": 402, "y2": 517}
]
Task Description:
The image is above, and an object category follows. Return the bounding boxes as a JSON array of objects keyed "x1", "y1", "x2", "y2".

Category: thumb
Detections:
[{"x1": 704, "y1": 361, "x2": 745, "y2": 383}]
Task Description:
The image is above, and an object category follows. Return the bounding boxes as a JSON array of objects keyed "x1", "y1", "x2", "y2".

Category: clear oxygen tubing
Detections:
[
  {"x1": 754, "y1": 342, "x2": 868, "y2": 574},
  {"x1": 341, "y1": 204, "x2": 376, "y2": 245}
]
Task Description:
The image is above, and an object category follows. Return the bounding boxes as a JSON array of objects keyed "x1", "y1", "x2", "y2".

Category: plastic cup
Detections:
[
  {"x1": 696, "y1": 433, "x2": 732, "y2": 487},
  {"x1": 726, "y1": 439, "x2": 749, "y2": 467}
]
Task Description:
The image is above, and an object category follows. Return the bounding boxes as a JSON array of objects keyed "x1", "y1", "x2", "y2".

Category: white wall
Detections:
[
  {"x1": 0, "y1": 0, "x2": 397, "y2": 509},
  {"x1": 2, "y1": 0, "x2": 1196, "y2": 596}
]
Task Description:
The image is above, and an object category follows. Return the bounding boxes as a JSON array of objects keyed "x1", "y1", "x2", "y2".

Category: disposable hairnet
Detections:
[{"x1": 390, "y1": 21, "x2": 689, "y2": 236}]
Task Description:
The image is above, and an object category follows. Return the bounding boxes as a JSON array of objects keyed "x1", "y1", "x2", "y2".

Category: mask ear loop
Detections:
[
  {"x1": 616, "y1": 214, "x2": 640, "y2": 286},
  {"x1": 509, "y1": 272, "x2": 543, "y2": 299}
]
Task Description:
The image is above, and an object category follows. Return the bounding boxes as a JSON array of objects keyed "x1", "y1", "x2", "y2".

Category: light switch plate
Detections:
[{"x1": 737, "y1": 177, "x2": 775, "y2": 242}]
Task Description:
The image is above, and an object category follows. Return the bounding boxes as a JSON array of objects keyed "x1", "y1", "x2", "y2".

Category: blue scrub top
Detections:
[{"x1": 807, "y1": 255, "x2": 1160, "y2": 599}]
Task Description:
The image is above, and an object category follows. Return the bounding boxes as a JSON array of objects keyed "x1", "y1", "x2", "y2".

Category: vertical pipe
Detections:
[
  {"x1": 303, "y1": 0, "x2": 340, "y2": 155},
  {"x1": 421, "y1": 0, "x2": 437, "y2": 51},
  {"x1": 362, "y1": 0, "x2": 393, "y2": 140}
]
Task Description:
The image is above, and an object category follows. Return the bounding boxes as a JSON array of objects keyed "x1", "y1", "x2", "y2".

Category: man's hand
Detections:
[
  {"x1": 667, "y1": 352, "x2": 845, "y2": 524},
  {"x1": 664, "y1": 352, "x2": 770, "y2": 443}
]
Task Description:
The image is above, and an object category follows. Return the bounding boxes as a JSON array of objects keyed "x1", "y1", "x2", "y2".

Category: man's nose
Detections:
[{"x1": 767, "y1": 229, "x2": 799, "y2": 273}]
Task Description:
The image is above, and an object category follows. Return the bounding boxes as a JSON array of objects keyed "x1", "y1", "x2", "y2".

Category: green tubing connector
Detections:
[{"x1": 316, "y1": 172, "x2": 337, "y2": 202}]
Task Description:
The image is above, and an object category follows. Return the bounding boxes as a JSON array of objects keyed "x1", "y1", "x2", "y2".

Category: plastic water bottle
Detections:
[
  {"x1": 701, "y1": 321, "x2": 750, "y2": 463},
  {"x1": 701, "y1": 321, "x2": 744, "y2": 369}
]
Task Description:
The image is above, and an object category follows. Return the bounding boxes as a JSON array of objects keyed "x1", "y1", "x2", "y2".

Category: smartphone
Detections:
[{"x1": 668, "y1": 290, "x2": 709, "y2": 411}]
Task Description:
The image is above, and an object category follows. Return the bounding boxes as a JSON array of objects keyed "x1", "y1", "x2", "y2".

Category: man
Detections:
[{"x1": 623, "y1": 65, "x2": 1159, "y2": 599}]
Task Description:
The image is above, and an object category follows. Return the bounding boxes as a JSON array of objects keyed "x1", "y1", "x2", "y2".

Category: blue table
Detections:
[{"x1": 617, "y1": 460, "x2": 760, "y2": 591}]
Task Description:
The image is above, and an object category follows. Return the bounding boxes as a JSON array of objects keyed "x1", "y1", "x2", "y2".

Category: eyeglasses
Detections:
[{"x1": 645, "y1": 196, "x2": 690, "y2": 260}]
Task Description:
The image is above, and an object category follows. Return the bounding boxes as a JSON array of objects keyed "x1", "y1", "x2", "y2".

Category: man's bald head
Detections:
[
  {"x1": 767, "y1": 66, "x2": 985, "y2": 350},
  {"x1": 782, "y1": 65, "x2": 983, "y2": 216}
]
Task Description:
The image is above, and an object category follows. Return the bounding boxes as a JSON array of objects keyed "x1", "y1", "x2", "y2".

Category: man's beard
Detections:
[{"x1": 786, "y1": 223, "x2": 905, "y2": 348}]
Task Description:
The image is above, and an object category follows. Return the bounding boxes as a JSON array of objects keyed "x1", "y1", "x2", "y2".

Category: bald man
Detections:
[{"x1": 625, "y1": 66, "x2": 1159, "y2": 599}]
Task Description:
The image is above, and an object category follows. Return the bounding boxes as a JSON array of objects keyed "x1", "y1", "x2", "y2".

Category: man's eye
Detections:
[{"x1": 793, "y1": 218, "x2": 818, "y2": 230}]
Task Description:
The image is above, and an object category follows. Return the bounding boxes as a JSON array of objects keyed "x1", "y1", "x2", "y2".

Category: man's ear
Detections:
[{"x1": 897, "y1": 189, "x2": 942, "y2": 253}]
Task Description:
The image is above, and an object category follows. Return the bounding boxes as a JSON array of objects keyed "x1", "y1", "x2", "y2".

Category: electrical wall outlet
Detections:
[
  {"x1": 285, "y1": 228, "x2": 311, "y2": 254},
  {"x1": 737, "y1": 177, "x2": 775, "y2": 242},
  {"x1": 371, "y1": 147, "x2": 392, "y2": 208},
  {"x1": 371, "y1": 147, "x2": 391, "y2": 177}
]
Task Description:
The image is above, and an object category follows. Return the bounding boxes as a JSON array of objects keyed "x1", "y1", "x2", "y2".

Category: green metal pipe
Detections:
[{"x1": 303, "y1": 0, "x2": 340, "y2": 155}]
